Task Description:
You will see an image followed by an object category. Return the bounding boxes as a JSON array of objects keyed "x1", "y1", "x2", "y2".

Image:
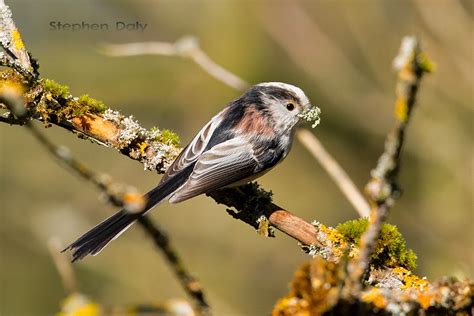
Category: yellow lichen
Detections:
[
  {"x1": 317, "y1": 223, "x2": 348, "y2": 259},
  {"x1": 417, "y1": 51, "x2": 435, "y2": 73},
  {"x1": 394, "y1": 97, "x2": 408, "y2": 122},
  {"x1": 136, "y1": 141, "x2": 148, "y2": 155},
  {"x1": 273, "y1": 258, "x2": 344, "y2": 315},
  {"x1": 393, "y1": 267, "x2": 429, "y2": 291},
  {"x1": 361, "y1": 288, "x2": 388, "y2": 309},
  {"x1": 12, "y1": 29, "x2": 25, "y2": 50}
]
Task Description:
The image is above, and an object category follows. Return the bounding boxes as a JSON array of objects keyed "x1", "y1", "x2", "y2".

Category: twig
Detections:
[
  {"x1": 296, "y1": 129, "x2": 370, "y2": 217},
  {"x1": 101, "y1": 37, "x2": 248, "y2": 91},
  {"x1": 48, "y1": 238, "x2": 78, "y2": 294},
  {"x1": 102, "y1": 36, "x2": 369, "y2": 219},
  {"x1": 137, "y1": 217, "x2": 210, "y2": 315},
  {"x1": 344, "y1": 36, "x2": 433, "y2": 296}
]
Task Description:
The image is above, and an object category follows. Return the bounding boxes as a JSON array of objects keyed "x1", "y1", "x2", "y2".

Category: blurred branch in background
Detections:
[
  {"x1": 101, "y1": 38, "x2": 248, "y2": 91},
  {"x1": 260, "y1": 1, "x2": 392, "y2": 135},
  {"x1": 48, "y1": 238, "x2": 78, "y2": 295},
  {"x1": 296, "y1": 130, "x2": 370, "y2": 216},
  {"x1": 137, "y1": 216, "x2": 210, "y2": 314},
  {"x1": 49, "y1": 237, "x2": 197, "y2": 316},
  {"x1": 344, "y1": 36, "x2": 434, "y2": 296},
  {"x1": 101, "y1": 37, "x2": 370, "y2": 218}
]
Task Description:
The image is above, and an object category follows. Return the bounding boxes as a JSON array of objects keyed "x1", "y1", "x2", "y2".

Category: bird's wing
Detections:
[
  {"x1": 160, "y1": 109, "x2": 227, "y2": 183},
  {"x1": 169, "y1": 136, "x2": 283, "y2": 203}
]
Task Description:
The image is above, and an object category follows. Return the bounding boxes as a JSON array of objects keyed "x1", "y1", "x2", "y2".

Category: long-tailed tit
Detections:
[{"x1": 65, "y1": 82, "x2": 319, "y2": 261}]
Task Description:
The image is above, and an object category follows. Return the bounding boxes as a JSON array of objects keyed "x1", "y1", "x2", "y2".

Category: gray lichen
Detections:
[
  {"x1": 298, "y1": 106, "x2": 321, "y2": 128},
  {"x1": 102, "y1": 109, "x2": 181, "y2": 173}
]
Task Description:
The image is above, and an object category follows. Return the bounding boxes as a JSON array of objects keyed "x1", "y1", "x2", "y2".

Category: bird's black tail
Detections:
[
  {"x1": 65, "y1": 209, "x2": 141, "y2": 262},
  {"x1": 64, "y1": 177, "x2": 184, "y2": 262}
]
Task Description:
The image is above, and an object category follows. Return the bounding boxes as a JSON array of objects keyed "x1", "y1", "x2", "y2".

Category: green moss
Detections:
[
  {"x1": 336, "y1": 218, "x2": 417, "y2": 271},
  {"x1": 77, "y1": 94, "x2": 107, "y2": 113},
  {"x1": 154, "y1": 128, "x2": 180, "y2": 146},
  {"x1": 42, "y1": 78, "x2": 70, "y2": 99},
  {"x1": 38, "y1": 79, "x2": 107, "y2": 120}
]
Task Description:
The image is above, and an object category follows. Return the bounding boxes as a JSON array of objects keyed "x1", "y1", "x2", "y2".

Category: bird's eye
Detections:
[{"x1": 286, "y1": 103, "x2": 295, "y2": 111}]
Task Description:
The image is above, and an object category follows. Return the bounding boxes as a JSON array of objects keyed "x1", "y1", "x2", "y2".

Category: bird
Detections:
[{"x1": 64, "y1": 82, "x2": 314, "y2": 261}]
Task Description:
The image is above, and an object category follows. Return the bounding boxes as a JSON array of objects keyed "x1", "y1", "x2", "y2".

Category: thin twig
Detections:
[
  {"x1": 47, "y1": 238, "x2": 78, "y2": 294},
  {"x1": 101, "y1": 37, "x2": 248, "y2": 91},
  {"x1": 137, "y1": 217, "x2": 210, "y2": 315},
  {"x1": 344, "y1": 36, "x2": 433, "y2": 296},
  {"x1": 101, "y1": 36, "x2": 369, "y2": 219},
  {"x1": 296, "y1": 129, "x2": 370, "y2": 217}
]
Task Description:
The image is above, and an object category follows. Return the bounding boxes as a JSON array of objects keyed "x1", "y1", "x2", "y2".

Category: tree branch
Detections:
[
  {"x1": 296, "y1": 129, "x2": 370, "y2": 217},
  {"x1": 344, "y1": 36, "x2": 434, "y2": 296}
]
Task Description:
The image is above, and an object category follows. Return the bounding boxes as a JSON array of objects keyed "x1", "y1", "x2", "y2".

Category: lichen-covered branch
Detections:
[
  {"x1": 344, "y1": 36, "x2": 434, "y2": 295},
  {"x1": 273, "y1": 258, "x2": 473, "y2": 315},
  {"x1": 0, "y1": 0, "x2": 33, "y2": 75},
  {"x1": 0, "y1": 82, "x2": 146, "y2": 213}
]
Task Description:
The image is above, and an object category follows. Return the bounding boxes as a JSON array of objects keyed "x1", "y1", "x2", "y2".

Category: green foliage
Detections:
[{"x1": 336, "y1": 218, "x2": 417, "y2": 271}]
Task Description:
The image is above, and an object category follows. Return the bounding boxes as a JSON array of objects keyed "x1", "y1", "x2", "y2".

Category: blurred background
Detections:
[{"x1": 0, "y1": 0, "x2": 472, "y2": 315}]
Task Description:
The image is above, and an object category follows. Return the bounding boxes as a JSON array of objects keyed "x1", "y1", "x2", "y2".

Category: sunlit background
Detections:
[{"x1": 1, "y1": 0, "x2": 472, "y2": 315}]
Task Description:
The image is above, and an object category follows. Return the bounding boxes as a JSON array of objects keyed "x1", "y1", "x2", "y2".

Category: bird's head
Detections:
[{"x1": 250, "y1": 82, "x2": 317, "y2": 131}]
